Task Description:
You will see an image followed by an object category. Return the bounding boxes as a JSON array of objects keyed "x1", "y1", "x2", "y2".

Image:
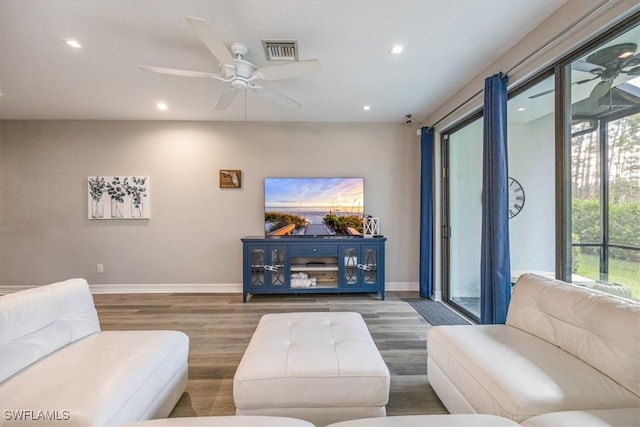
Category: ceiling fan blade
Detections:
[
  {"x1": 186, "y1": 17, "x2": 235, "y2": 66},
  {"x1": 590, "y1": 80, "x2": 613, "y2": 100},
  {"x1": 622, "y1": 53, "x2": 640, "y2": 69},
  {"x1": 253, "y1": 86, "x2": 301, "y2": 108},
  {"x1": 528, "y1": 75, "x2": 599, "y2": 99},
  {"x1": 252, "y1": 59, "x2": 320, "y2": 81},
  {"x1": 572, "y1": 60, "x2": 604, "y2": 74},
  {"x1": 574, "y1": 75, "x2": 600, "y2": 85},
  {"x1": 528, "y1": 88, "x2": 554, "y2": 99},
  {"x1": 626, "y1": 65, "x2": 640, "y2": 76},
  {"x1": 215, "y1": 87, "x2": 239, "y2": 110},
  {"x1": 139, "y1": 65, "x2": 221, "y2": 79}
]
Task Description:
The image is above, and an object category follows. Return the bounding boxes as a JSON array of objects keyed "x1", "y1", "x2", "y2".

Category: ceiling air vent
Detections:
[{"x1": 262, "y1": 40, "x2": 298, "y2": 61}]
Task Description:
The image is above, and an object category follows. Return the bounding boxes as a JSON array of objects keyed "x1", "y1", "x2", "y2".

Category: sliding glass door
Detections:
[
  {"x1": 442, "y1": 76, "x2": 557, "y2": 321},
  {"x1": 442, "y1": 117, "x2": 483, "y2": 319},
  {"x1": 441, "y1": 17, "x2": 640, "y2": 319}
]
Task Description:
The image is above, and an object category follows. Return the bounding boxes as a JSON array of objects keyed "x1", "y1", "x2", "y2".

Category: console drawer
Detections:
[{"x1": 290, "y1": 244, "x2": 338, "y2": 257}]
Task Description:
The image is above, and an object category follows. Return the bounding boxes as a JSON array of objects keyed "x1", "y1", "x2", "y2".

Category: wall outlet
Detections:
[{"x1": 96, "y1": 264, "x2": 104, "y2": 274}]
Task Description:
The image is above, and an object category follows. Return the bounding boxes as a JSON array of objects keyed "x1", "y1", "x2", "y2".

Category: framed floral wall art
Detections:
[{"x1": 88, "y1": 176, "x2": 150, "y2": 219}]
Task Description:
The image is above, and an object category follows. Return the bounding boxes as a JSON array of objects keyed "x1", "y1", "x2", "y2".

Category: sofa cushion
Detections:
[
  {"x1": 121, "y1": 415, "x2": 316, "y2": 426},
  {"x1": 520, "y1": 408, "x2": 640, "y2": 427},
  {"x1": 427, "y1": 324, "x2": 640, "y2": 422},
  {"x1": 0, "y1": 278, "x2": 100, "y2": 382},
  {"x1": 507, "y1": 273, "x2": 640, "y2": 397},
  {"x1": 0, "y1": 330, "x2": 189, "y2": 426},
  {"x1": 326, "y1": 414, "x2": 521, "y2": 426}
]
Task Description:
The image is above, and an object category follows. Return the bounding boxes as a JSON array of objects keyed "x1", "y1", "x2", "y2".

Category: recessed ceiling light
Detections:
[
  {"x1": 517, "y1": 107, "x2": 526, "y2": 112},
  {"x1": 64, "y1": 40, "x2": 82, "y2": 49},
  {"x1": 156, "y1": 102, "x2": 168, "y2": 111},
  {"x1": 362, "y1": 105, "x2": 371, "y2": 111},
  {"x1": 389, "y1": 44, "x2": 404, "y2": 55}
]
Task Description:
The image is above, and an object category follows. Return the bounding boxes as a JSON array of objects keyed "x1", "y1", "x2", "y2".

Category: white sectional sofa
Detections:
[
  {"x1": 427, "y1": 273, "x2": 640, "y2": 424},
  {"x1": 0, "y1": 278, "x2": 189, "y2": 426}
]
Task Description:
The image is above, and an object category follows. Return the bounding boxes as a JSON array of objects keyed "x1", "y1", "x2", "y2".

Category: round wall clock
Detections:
[{"x1": 508, "y1": 177, "x2": 525, "y2": 219}]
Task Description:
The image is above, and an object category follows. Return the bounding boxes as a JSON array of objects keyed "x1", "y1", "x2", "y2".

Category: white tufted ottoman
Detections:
[{"x1": 233, "y1": 312, "x2": 390, "y2": 427}]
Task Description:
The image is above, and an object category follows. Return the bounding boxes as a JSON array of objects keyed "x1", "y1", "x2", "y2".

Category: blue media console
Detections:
[{"x1": 241, "y1": 235, "x2": 386, "y2": 302}]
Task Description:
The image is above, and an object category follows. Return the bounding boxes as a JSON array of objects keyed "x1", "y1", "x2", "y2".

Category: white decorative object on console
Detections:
[{"x1": 363, "y1": 216, "x2": 380, "y2": 237}]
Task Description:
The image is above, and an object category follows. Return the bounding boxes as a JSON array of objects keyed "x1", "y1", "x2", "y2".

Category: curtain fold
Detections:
[
  {"x1": 481, "y1": 72, "x2": 511, "y2": 324},
  {"x1": 419, "y1": 127, "x2": 435, "y2": 299}
]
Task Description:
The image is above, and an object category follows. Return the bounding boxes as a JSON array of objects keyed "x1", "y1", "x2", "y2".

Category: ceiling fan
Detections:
[
  {"x1": 140, "y1": 17, "x2": 321, "y2": 110},
  {"x1": 528, "y1": 42, "x2": 640, "y2": 100}
]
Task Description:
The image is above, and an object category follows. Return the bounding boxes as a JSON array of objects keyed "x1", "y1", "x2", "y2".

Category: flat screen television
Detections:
[{"x1": 264, "y1": 177, "x2": 364, "y2": 236}]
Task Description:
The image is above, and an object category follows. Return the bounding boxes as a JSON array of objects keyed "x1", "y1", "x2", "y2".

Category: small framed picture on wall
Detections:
[{"x1": 219, "y1": 169, "x2": 242, "y2": 189}]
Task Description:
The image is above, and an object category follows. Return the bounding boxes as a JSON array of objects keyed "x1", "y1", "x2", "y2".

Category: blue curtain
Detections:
[
  {"x1": 419, "y1": 127, "x2": 434, "y2": 299},
  {"x1": 481, "y1": 72, "x2": 511, "y2": 324}
]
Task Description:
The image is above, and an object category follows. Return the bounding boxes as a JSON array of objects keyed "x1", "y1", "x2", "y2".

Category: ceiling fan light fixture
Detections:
[
  {"x1": 64, "y1": 39, "x2": 82, "y2": 49},
  {"x1": 389, "y1": 44, "x2": 404, "y2": 55},
  {"x1": 618, "y1": 50, "x2": 635, "y2": 59}
]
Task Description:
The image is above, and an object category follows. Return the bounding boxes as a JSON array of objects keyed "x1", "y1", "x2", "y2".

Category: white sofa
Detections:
[
  {"x1": 0, "y1": 278, "x2": 189, "y2": 426},
  {"x1": 321, "y1": 408, "x2": 640, "y2": 426},
  {"x1": 427, "y1": 273, "x2": 640, "y2": 424}
]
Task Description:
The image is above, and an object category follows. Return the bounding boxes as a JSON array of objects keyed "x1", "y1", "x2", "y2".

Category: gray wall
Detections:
[{"x1": 0, "y1": 120, "x2": 420, "y2": 289}]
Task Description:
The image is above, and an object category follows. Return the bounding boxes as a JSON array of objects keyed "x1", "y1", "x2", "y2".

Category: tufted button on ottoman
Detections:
[{"x1": 233, "y1": 312, "x2": 390, "y2": 427}]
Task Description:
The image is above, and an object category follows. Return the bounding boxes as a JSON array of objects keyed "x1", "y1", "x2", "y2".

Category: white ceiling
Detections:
[{"x1": 0, "y1": 0, "x2": 568, "y2": 123}]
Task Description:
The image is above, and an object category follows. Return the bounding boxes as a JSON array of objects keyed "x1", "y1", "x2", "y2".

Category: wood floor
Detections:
[{"x1": 92, "y1": 291, "x2": 448, "y2": 418}]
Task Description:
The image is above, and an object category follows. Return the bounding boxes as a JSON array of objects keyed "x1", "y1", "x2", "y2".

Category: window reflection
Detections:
[{"x1": 570, "y1": 24, "x2": 640, "y2": 301}]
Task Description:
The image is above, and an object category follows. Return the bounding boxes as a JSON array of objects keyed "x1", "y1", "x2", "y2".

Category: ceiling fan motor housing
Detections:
[
  {"x1": 231, "y1": 79, "x2": 250, "y2": 89},
  {"x1": 233, "y1": 59, "x2": 256, "y2": 79}
]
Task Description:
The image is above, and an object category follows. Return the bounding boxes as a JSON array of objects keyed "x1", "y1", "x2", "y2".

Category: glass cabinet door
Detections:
[
  {"x1": 341, "y1": 245, "x2": 379, "y2": 287},
  {"x1": 268, "y1": 246, "x2": 287, "y2": 288},
  {"x1": 343, "y1": 247, "x2": 359, "y2": 285},
  {"x1": 249, "y1": 247, "x2": 266, "y2": 288},
  {"x1": 248, "y1": 245, "x2": 287, "y2": 289},
  {"x1": 362, "y1": 247, "x2": 378, "y2": 285}
]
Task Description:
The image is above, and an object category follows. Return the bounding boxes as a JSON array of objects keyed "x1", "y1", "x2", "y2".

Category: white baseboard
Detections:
[
  {"x1": 0, "y1": 285, "x2": 33, "y2": 295},
  {"x1": 88, "y1": 283, "x2": 241, "y2": 294},
  {"x1": 0, "y1": 283, "x2": 241, "y2": 295},
  {"x1": 1, "y1": 281, "x2": 419, "y2": 295},
  {"x1": 387, "y1": 281, "x2": 419, "y2": 291}
]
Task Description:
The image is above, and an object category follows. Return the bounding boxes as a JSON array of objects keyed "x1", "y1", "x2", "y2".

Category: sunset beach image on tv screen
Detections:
[{"x1": 264, "y1": 177, "x2": 364, "y2": 236}]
